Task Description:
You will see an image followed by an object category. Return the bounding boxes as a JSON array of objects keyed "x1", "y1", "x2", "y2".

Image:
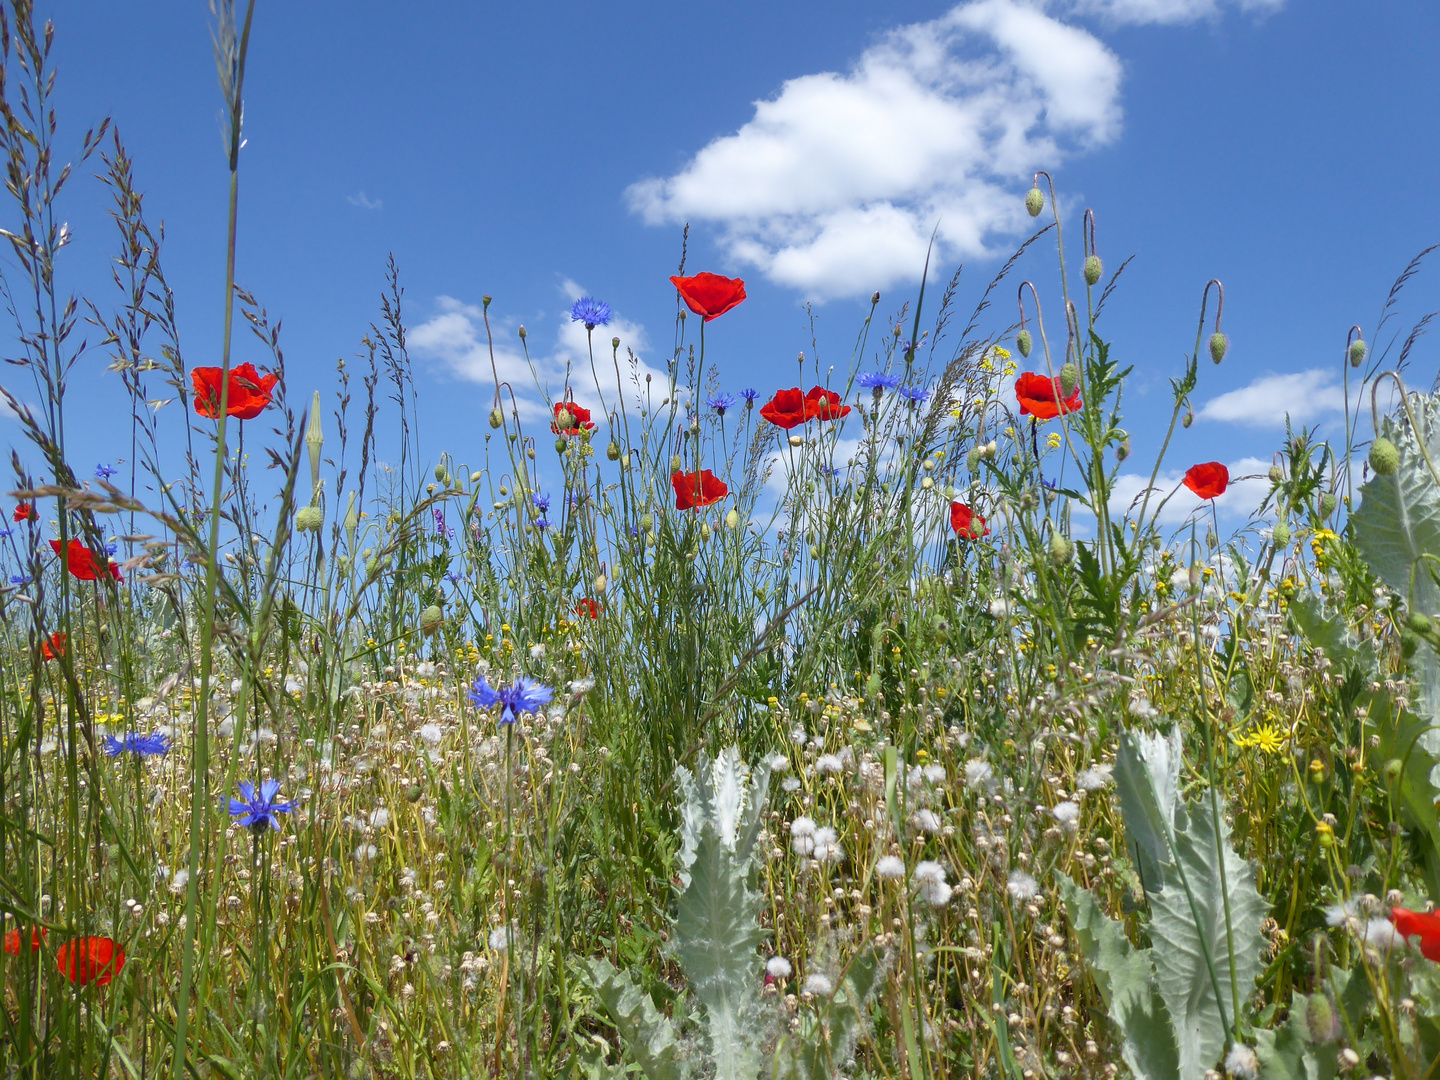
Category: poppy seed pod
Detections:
[
  {"x1": 1370, "y1": 437, "x2": 1400, "y2": 476},
  {"x1": 419, "y1": 605, "x2": 444, "y2": 637},
  {"x1": 1349, "y1": 338, "x2": 1367, "y2": 367},
  {"x1": 611, "y1": 336, "x2": 620, "y2": 349},
  {"x1": 1059, "y1": 362, "x2": 1080, "y2": 398},
  {"x1": 1083, "y1": 254, "x2": 1103, "y2": 286},
  {"x1": 1319, "y1": 492, "x2": 1337, "y2": 517},
  {"x1": 295, "y1": 505, "x2": 323, "y2": 533},
  {"x1": 1209, "y1": 332, "x2": 1228, "y2": 364},
  {"x1": 1016, "y1": 328, "x2": 1032, "y2": 357},
  {"x1": 1271, "y1": 521, "x2": 1290, "y2": 549},
  {"x1": 1025, "y1": 186, "x2": 1044, "y2": 217},
  {"x1": 489, "y1": 409, "x2": 504, "y2": 429}
]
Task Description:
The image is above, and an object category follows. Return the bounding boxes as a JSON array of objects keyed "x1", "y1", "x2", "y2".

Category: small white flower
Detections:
[
  {"x1": 1325, "y1": 898, "x2": 1361, "y2": 928},
  {"x1": 419, "y1": 723, "x2": 443, "y2": 746},
  {"x1": 876, "y1": 855, "x2": 906, "y2": 880},
  {"x1": 1007, "y1": 871, "x2": 1039, "y2": 903},
  {"x1": 1223, "y1": 1043, "x2": 1259, "y2": 1080},
  {"x1": 415, "y1": 661, "x2": 436, "y2": 678},
  {"x1": 355, "y1": 843, "x2": 377, "y2": 863},
  {"x1": 964, "y1": 759, "x2": 994, "y2": 791},
  {"x1": 1076, "y1": 766, "x2": 1112, "y2": 792},
  {"x1": 284, "y1": 678, "x2": 303, "y2": 695},
  {"x1": 790, "y1": 727, "x2": 807, "y2": 745},
  {"x1": 911, "y1": 808, "x2": 942, "y2": 834},
  {"x1": 1129, "y1": 696, "x2": 1159, "y2": 720},
  {"x1": 1051, "y1": 801, "x2": 1080, "y2": 829},
  {"x1": 768, "y1": 754, "x2": 790, "y2": 773},
  {"x1": 815, "y1": 754, "x2": 843, "y2": 776},
  {"x1": 569, "y1": 676, "x2": 595, "y2": 694},
  {"x1": 803, "y1": 973, "x2": 833, "y2": 997},
  {"x1": 765, "y1": 956, "x2": 792, "y2": 979}
]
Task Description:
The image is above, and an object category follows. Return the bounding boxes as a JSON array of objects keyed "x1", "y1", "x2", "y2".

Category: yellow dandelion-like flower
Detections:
[{"x1": 1248, "y1": 723, "x2": 1286, "y2": 755}]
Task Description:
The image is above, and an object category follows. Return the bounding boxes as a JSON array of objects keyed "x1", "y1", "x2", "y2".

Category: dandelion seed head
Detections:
[
  {"x1": 765, "y1": 956, "x2": 792, "y2": 979},
  {"x1": 1007, "y1": 871, "x2": 1039, "y2": 903},
  {"x1": 876, "y1": 855, "x2": 906, "y2": 880},
  {"x1": 803, "y1": 973, "x2": 833, "y2": 996}
]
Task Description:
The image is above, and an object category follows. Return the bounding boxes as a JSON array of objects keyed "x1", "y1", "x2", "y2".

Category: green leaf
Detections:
[
  {"x1": 1252, "y1": 999, "x2": 1321, "y2": 1080},
  {"x1": 1115, "y1": 727, "x2": 1183, "y2": 892},
  {"x1": 1149, "y1": 802, "x2": 1269, "y2": 1080},
  {"x1": 1057, "y1": 872, "x2": 1179, "y2": 1080},
  {"x1": 588, "y1": 959, "x2": 686, "y2": 1080}
]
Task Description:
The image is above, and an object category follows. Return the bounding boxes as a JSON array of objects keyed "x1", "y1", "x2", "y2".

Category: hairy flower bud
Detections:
[
  {"x1": 419, "y1": 605, "x2": 444, "y2": 637},
  {"x1": 967, "y1": 446, "x2": 983, "y2": 471},
  {"x1": 489, "y1": 408, "x2": 504, "y2": 429},
  {"x1": 1268, "y1": 464, "x2": 1284, "y2": 484},
  {"x1": 1182, "y1": 408, "x2": 1194, "y2": 428},
  {"x1": 1304, "y1": 993, "x2": 1338, "y2": 1044},
  {"x1": 640, "y1": 513, "x2": 653, "y2": 531},
  {"x1": 726, "y1": 509, "x2": 740, "y2": 529},
  {"x1": 1016, "y1": 328, "x2": 1032, "y2": 357},
  {"x1": 1059, "y1": 362, "x2": 1080, "y2": 398},
  {"x1": 606, "y1": 441, "x2": 621, "y2": 461},
  {"x1": 1116, "y1": 437, "x2": 1131, "y2": 462},
  {"x1": 1083, "y1": 254, "x2": 1103, "y2": 286},
  {"x1": 670, "y1": 455, "x2": 683, "y2": 472},
  {"x1": 1408, "y1": 611, "x2": 1433, "y2": 635},
  {"x1": 1025, "y1": 186, "x2": 1044, "y2": 217},
  {"x1": 871, "y1": 291, "x2": 881, "y2": 305},
  {"x1": 295, "y1": 505, "x2": 323, "y2": 533},
  {"x1": 1271, "y1": 521, "x2": 1290, "y2": 548},
  {"x1": 1209, "y1": 332, "x2": 1228, "y2": 364},
  {"x1": 434, "y1": 462, "x2": 449, "y2": 483},
  {"x1": 555, "y1": 436, "x2": 568, "y2": 454},
  {"x1": 517, "y1": 325, "x2": 527, "y2": 340},
  {"x1": 1319, "y1": 492, "x2": 1337, "y2": 518},
  {"x1": 1049, "y1": 533, "x2": 1073, "y2": 566},
  {"x1": 1349, "y1": 338, "x2": 1367, "y2": 367},
  {"x1": 1370, "y1": 437, "x2": 1400, "y2": 476}
]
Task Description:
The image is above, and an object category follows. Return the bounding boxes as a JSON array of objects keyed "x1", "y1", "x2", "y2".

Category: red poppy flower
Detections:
[
  {"x1": 56, "y1": 936, "x2": 125, "y2": 986},
  {"x1": 50, "y1": 539, "x2": 122, "y2": 582},
  {"x1": 575, "y1": 598, "x2": 602, "y2": 619},
  {"x1": 669, "y1": 273, "x2": 747, "y2": 322},
  {"x1": 804, "y1": 386, "x2": 851, "y2": 422},
  {"x1": 1182, "y1": 462, "x2": 1229, "y2": 500},
  {"x1": 12, "y1": 502, "x2": 37, "y2": 523},
  {"x1": 551, "y1": 400, "x2": 597, "y2": 436},
  {"x1": 41, "y1": 632, "x2": 66, "y2": 661},
  {"x1": 760, "y1": 388, "x2": 810, "y2": 430},
  {"x1": 4, "y1": 927, "x2": 45, "y2": 954},
  {"x1": 1393, "y1": 908, "x2": 1440, "y2": 962},
  {"x1": 950, "y1": 502, "x2": 989, "y2": 539},
  {"x1": 672, "y1": 469, "x2": 728, "y2": 510},
  {"x1": 1014, "y1": 373, "x2": 1082, "y2": 420},
  {"x1": 191, "y1": 362, "x2": 279, "y2": 420}
]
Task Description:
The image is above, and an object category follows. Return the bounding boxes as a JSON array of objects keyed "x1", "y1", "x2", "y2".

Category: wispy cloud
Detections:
[
  {"x1": 1059, "y1": 0, "x2": 1284, "y2": 26},
  {"x1": 628, "y1": 0, "x2": 1122, "y2": 300},
  {"x1": 1197, "y1": 369, "x2": 1346, "y2": 429},
  {"x1": 407, "y1": 284, "x2": 670, "y2": 425},
  {"x1": 346, "y1": 191, "x2": 383, "y2": 211}
]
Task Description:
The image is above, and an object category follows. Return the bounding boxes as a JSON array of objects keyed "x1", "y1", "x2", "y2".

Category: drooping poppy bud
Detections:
[
  {"x1": 1268, "y1": 464, "x2": 1284, "y2": 484},
  {"x1": 489, "y1": 409, "x2": 504, "y2": 429},
  {"x1": 1370, "y1": 437, "x2": 1400, "y2": 476},
  {"x1": 1209, "y1": 332, "x2": 1228, "y2": 364},
  {"x1": 1058, "y1": 362, "x2": 1080, "y2": 398},
  {"x1": 1319, "y1": 492, "x2": 1337, "y2": 517},
  {"x1": 1349, "y1": 338, "x2": 1367, "y2": 367},
  {"x1": 1016, "y1": 329, "x2": 1032, "y2": 357},
  {"x1": 606, "y1": 441, "x2": 621, "y2": 461},
  {"x1": 420, "y1": 605, "x2": 444, "y2": 637},
  {"x1": 1025, "y1": 187, "x2": 1044, "y2": 217},
  {"x1": 1305, "y1": 993, "x2": 1339, "y2": 1044},
  {"x1": 1271, "y1": 521, "x2": 1290, "y2": 548},
  {"x1": 1083, "y1": 255, "x2": 1103, "y2": 286}
]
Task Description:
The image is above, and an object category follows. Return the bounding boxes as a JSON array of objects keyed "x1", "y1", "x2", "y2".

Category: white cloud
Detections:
[
  {"x1": 407, "y1": 286, "x2": 670, "y2": 426},
  {"x1": 346, "y1": 191, "x2": 382, "y2": 210},
  {"x1": 1108, "y1": 455, "x2": 1272, "y2": 524},
  {"x1": 627, "y1": 0, "x2": 1121, "y2": 300},
  {"x1": 1060, "y1": 0, "x2": 1284, "y2": 26},
  {"x1": 1197, "y1": 369, "x2": 1345, "y2": 429}
]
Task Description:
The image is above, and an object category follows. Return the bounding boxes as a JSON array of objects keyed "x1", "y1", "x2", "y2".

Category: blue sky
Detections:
[{"x1": 6, "y1": 0, "x2": 1440, "y2": 522}]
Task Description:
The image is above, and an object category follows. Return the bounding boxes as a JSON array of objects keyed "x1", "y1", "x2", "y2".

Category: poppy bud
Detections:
[
  {"x1": 434, "y1": 463, "x2": 449, "y2": 483},
  {"x1": 871, "y1": 291, "x2": 881, "y2": 305},
  {"x1": 1268, "y1": 464, "x2": 1284, "y2": 484},
  {"x1": 1271, "y1": 521, "x2": 1290, "y2": 548},
  {"x1": 594, "y1": 573, "x2": 607, "y2": 594},
  {"x1": 1059, "y1": 362, "x2": 1080, "y2": 398},
  {"x1": 419, "y1": 605, "x2": 443, "y2": 637},
  {"x1": 967, "y1": 447, "x2": 983, "y2": 471},
  {"x1": 295, "y1": 505, "x2": 323, "y2": 533},
  {"x1": 1370, "y1": 437, "x2": 1400, "y2": 476},
  {"x1": 1116, "y1": 437, "x2": 1131, "y2": 462},
  {"x1": 640, "y1": 513, "x2": 653, "y2": 531},
  {"x1": 726, "y1": 509, "x2": 740, "y2": 529},
  {"x1": 489, "y1": 409, "x2": 504, "y2": 429},
  {"x1": 1319, "y1": 492, "x2": 1337, "y2": 517},
  {"x1": 1349, "y1": 338, "x2": 1367, "y2": 367},
  {"x1": 670, "y1": 455, "x2": 683, "y2": 472},
  {"x1": 987, "y1": 440, "x2": 998, "y2": 457},
  {"x1": 517, "y1": 325, "x2": 527, "y2": 340},
  {"x1": 555, "y1": 409, "x2": 575, "y2": 431},
  {"x1": 1408, "y1": 611, "x2": 1433, "y2": 635},
  {"x1": 306, "y1": 391, "x2": 324, "y2": 493},
  {"x1": 1025, "y1": 186, "x2": 1044, "y2": 217},
  {"x1": 702, "y1": 523, "x2": 712, "y2": 541},
  {"x1": 1402, "y1": 629, "x2": 1422, "y2": 658},
  {"x1": 606, "y1": 441, "x2": 621, "y2": 461},
  {"x1": 1303, "y1": 993, "x2": 1338, "y2": 1044},
  {"x1": 611, "y1": 336, "x2": 620, "y2": 349},
  {"x1": 555, "y1": 437, "x2": 568, "y2": 454},
  {"x1": 1016, "y1": 329, "x2": 1032, "y2": 357},
  {"x1": 1083, "y1": 254, "x2": 1103, "y2": 286},
  {"x1": 1209, "y1": 332, "x2": 1228, "y2": 364},
  {"x1": 1049, "y1": 533, "x2": 1073, "y2": 565},
  {"x1": 527, "y1": 447, "x2": 536, "y2": 460},
  {"x1": 407, "y1": 783, "x2": 424, "y2": 803},
  {"x1": 788, "y1": 435, "x2": 804, "y2": 447},
  {"x1": 1182, "y1": 408, "x2": 1193, "y2": 428},
  {"x1": 921, "y1": 477, "x2": 933, "y2": 490}
]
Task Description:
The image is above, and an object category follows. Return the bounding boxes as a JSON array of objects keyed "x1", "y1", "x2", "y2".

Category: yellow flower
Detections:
[
  {"x1": 992, "y1": 347, "x2": 1011, "y2": 363},
  {"x1": 1046, "y1": 433, "x2": 1061, "y2": 451}
]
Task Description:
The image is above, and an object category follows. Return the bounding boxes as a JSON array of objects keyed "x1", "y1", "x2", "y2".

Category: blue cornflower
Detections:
[
  {"x1": 707, "y1": 392, "x2": 737, "y2": 417},
  {"x1": 569, "y1": 296, "x2": 613, "y2": 331},
  {"x1": 9, "y1": 574, "x2": 31, "y2": 587},
  {"x1": 857, "y1": 371, "x2": 901, "y2": 391},
  {"x1": 467, "y1": 675, "x2": 554, "y2": 725},
  {"x1": 532, "y1": 493, "x2": 551, "y2": 514},
  {"x1": 739, "y1": 388, "x2": 759, "y2": 407},
  {"x1": 820, "y1": 464, "x2": 842, "y2": 478},
  {"x1": 899, "y1": 385, "x2": 929, "y2": 404},
  {"x1": 0, "y1": 527, "x2": 11, "y2": 540},
  {"x1": 228, "y1": 779, "x2": 296, "y2": 833},
  {"x1": 534, "y1": 518, "x2": 552, "y2": 531},
  {"x1": 105, "y1": 540, "x2": 118, "y2": 556},
  {"x1": 95, "y1": 464, "x2": 118, "y2": 481},
  {"x1": 104, "y1": 731, "x2": 170, "y2": 758}
]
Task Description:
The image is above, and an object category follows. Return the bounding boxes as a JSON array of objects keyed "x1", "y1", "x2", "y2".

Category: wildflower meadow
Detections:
[{"x1": 3, "y1": 3, "x2": 1440, "y2": 1079}]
